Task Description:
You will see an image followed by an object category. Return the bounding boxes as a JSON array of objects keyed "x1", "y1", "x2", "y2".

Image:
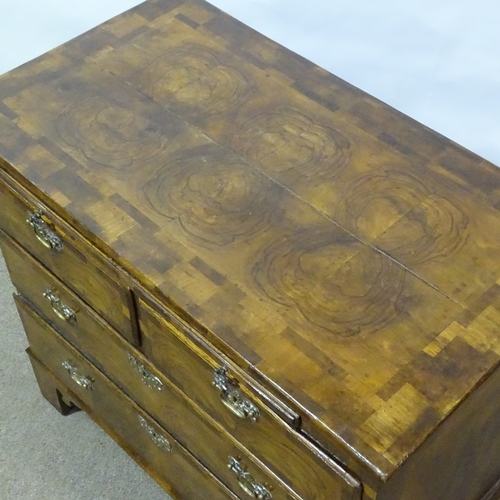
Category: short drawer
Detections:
[
  {"x1": 16, "y1": 299, "x2": 238, "y2": 500},
  {"x1": 138, "y1": 298, "x2": 362, "y2": 500},
  {"x1": 0, "y1": 178, "x2": 135, "y2": 343},
  {"x1": 14, "y1": 293, "x2": 302, "y2": 500}
]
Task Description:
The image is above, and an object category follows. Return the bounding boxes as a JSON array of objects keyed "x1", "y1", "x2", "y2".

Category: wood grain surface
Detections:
[
  {"x1": 20, "y1": 302, "x2": 238, "y2": 500},
  {"x1": 1, "y1": 0, "x2": 500, "y2": 488},
  {"x1": 0, "y1": 179, "x2": 137, "y2": 342}
]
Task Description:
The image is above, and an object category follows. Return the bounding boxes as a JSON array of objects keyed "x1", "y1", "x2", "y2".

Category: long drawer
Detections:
[
  {"x1": 138, "y1": 298, "x2": 362, "y2": 500},
  {"x1": 26, "y1": 350, "x2": 236, "y2": 500},
  {"x1": 11, "y1": 286, "x2": 301, "y2": 499},
  {"x1": 18, "y1": 308, "x2": 237, "y2": 500},
  {"x1": 0, "y1": 178, "x2": 136, "y2": 343}
]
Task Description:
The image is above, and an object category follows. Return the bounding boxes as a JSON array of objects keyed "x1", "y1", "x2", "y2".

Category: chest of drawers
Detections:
[{"x1": 2, "y1": 1, "x2": 500, "y2": 499}]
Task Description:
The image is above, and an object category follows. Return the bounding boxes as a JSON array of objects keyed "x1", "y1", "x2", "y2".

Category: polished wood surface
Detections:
[
  {"x1": 1, "y1": 0, "x2": 500, "y2": 498},
  {"x1": 377, "y1": 361, "x2": 500, "y2": 500},
  {"x1": 0, "y1": 229, "x2": 110, "y2": 345},
  {"x1": 3, "y1": 234, "x2": 339, "y2": 499},
  {"x1": 139, "y1": 298, "x2": 360, "y2": 499},
  {"x1": 1, "y1": 228, "x2": 359, "y2": 499},
  {"x1": 28, "y1": 346, "x2": 80, "y2": 417},
  {"x1": 0, "y1": 178, "x2": 136, "y2": 343},
  {"x1": 18, "y1": 298, "x2": 239, "y2": 500}
]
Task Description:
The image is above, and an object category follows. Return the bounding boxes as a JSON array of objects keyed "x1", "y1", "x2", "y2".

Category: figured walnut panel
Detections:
[{"x1": 1, "y1": 0, "x2": 500, "y2": 485}]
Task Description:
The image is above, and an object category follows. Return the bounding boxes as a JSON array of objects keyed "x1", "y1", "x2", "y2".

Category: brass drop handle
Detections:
[
  {"x1": 228, "y1": 456, "x2": 272, "y2": 499},
  {"x1": 26, "y1": 211, "x2": 63, "y2": 252},
  {"x1": 62, "y1": 360, "x2": 93, "y2": 390},
  {"x1": 213, "y1": 367, "x2": 260, "y2": 422},
  {"x1": 43, "y1": 289, "x2": 77, "y2": 324},
  {"x1": 138, "y1": 415, "x2": 172, "y2": 452},
  {"x1": 127, "y1": 353, "x2": 163, "y2": 391}
]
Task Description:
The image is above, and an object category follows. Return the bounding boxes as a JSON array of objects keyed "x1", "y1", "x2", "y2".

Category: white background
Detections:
[{"x1": 1, "y1": 0, "x2": 499, "y2": 166}]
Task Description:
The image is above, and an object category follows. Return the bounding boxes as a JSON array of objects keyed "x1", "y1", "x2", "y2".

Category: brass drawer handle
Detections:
[
  {"x1": 228, "y1": 456, "x2": 272, "y2": 499},
  {"x1": 43, "y1": 289, "x2": 77, "y2": 324},
  {"x1": 62, "y1": 360, "x2": 93, "y2": 390},
  {"x1": 127, "y1": 353, "x2": 163, "y2": 391},
  {"x1": 213, "y1": 367, "x2": 260, "y2": 422},
  {"x1": 26, "y1": 211, "x2": 63, "y2": 252},
  {"x1": 138, "y1": 415, "x2": 172, "y2": 452}
]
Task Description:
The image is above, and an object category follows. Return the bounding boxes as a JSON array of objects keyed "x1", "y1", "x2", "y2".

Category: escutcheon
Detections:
[
  {"x1": 228, "y1": 456, "x2": 272, "y2": 499},
  {"x1": 26, "y1": 211, "x2": 63, "y2": 252},
  {"x1": 138, "y1": 415, "x2": 172, "y2": 452},
  {"x1": 128, "y1": 353, "x2": 163, "y2": 391},
  {"x1": 213, "y1": 367, "x2": 260, "y2": 422},
  {"x1": 62, "y1": 360, "x2": 93, "y2": 390},
  {"x1": 43, "y1": 288, "x2": 77, "y2": 324}
]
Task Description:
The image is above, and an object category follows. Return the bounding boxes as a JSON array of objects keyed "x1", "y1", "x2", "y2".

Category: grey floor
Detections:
[{"x1": 0, "y1": 253, "x2": 171, "y2": 500}]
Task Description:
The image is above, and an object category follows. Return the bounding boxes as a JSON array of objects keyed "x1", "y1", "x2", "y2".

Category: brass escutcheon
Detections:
[
  {"x1": 26, "y1": 211, "x2": 63, "y2": 252},
  {"x1": 43, "y1": 289, "x2": 77, "y2": 324},
  {"x1": 127, "y1": 353, "x2": 163, "y2": 391},
  {"x1": 62, "y1": 360, "x2": 93, "y2": 390},
  {"x1": 227, "y1": 456, "x2": 272, "y2": 499},
  {"x1": 213, "y1": 367, "x2": 260, "y2": 422},
  {"x1": 138, "y1": 415, "x2": 172, "y2": 452}
]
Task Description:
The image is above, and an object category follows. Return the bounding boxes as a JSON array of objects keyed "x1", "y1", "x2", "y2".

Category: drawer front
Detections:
[
  {"x1": 138, "y1": 299, "x2": 362, "y2": 500},
  {"x1": 11, "y1": 257, "x2": 301, "y2": 499},
  {"x1": 16, "y1": 299, "x2": 238, "y2": 500},
  {"x1": 0, "y1": 179, "x2": 135, "y2": 343},
  {"x1": 0, "y1": 230, "x2": 110, "y2": 352}
]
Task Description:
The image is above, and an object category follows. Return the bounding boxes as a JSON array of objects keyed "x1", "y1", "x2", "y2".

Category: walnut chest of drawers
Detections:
[{"x1": 2, "y1": 1, "x2": 500, "y2": 499}]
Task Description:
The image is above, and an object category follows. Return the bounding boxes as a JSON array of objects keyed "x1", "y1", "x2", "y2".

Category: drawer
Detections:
[
  {"x1": 138, "y1": 299, "x2": 362, "y2": 500},
  {"x1": 0, "y1": 230, "x2": 110, "y2": 351},
  {"x1": 16, "y1": 299, "x2": 238, "y2": 500},
  {"x1": 0, "y1": 179, "x2": 136, "y2": 343},
  {"x1": 11, "y1": 259, "x2": 301, "y2": 498}
]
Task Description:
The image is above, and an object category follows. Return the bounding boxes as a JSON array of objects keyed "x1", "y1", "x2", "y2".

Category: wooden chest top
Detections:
[{"x1": 1, "y1": 0, "x2": 500, "y2": 481}]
